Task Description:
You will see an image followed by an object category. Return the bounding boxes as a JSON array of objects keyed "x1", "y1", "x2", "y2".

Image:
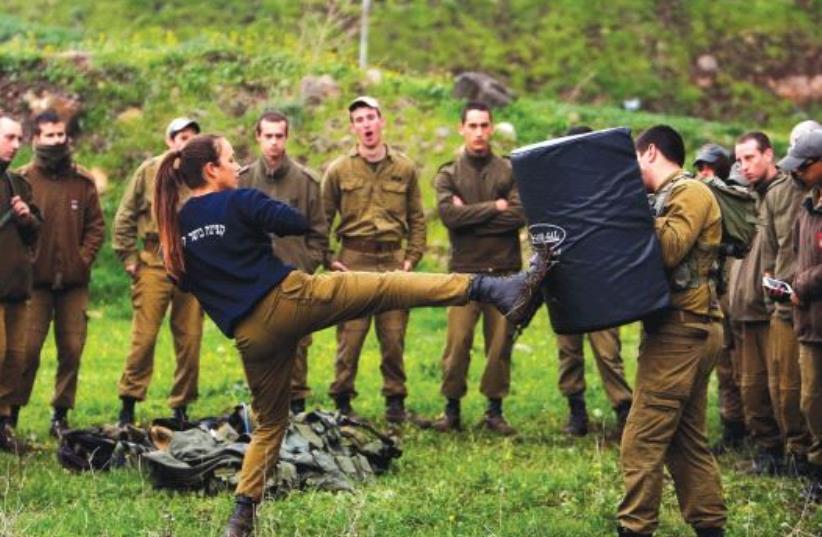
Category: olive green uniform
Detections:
[
  {"x1": 434, "y1": 149, "x2": 525, "y2": 400},
  {"x1": 618, "y1": 172, "x2": 726, "y2": 534},
  {"x1": 239, "y1": 154, "x2": 328, "y2": 402},
  {"x1": 235, "y1": 270, "x2": 470, "y2": 501},
  {"x1": 557, "y1": 329, "x2": 632, "y2": 409},
  {"x1": 16, "y1": 159, "x2": 105, "y2": 410},
  {"x1": 0, "y1": 167, "x2": 40, "y2": 418},
  {"x1": 716, "y1": 283, "x2": 745, "y2": 425},
  {"x1": 322, "y1": 145, "x2": 426, "y2": 400},
  {"x1": 761, "y1": 174, "x2": 810, "y2": 457},
  {"x1": 113, "y1": 155, "x2": 204, "y2": 410},
  {"x1": 728, "y1": 174, "x2": 786, "y2": 454}
]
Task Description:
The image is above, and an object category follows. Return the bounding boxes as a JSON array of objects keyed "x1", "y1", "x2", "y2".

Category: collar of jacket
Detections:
[
  {"x1": 804, "y1": 186, "x2": 822, "y2": 214},
  {"x1": 655, "y1": 169, "x2": 689, "y2": 193},
  {"x1": 347, "y1": 143, "x2": 395, "y2": 162},
  {"x1": 458, "y1": 145, "x2": 494, "y2": 168},
  {"x1": 260, "y1": 154, "x2": 292, "y2": 182}
]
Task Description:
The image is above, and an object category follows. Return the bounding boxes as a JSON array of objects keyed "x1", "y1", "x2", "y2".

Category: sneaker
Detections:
[{"x1": 483, "y1": 413, "x2": 517, "y2": 436}]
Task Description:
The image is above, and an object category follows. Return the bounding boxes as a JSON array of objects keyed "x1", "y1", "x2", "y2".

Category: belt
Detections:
[
  {"x1": 665, "y1": 310, "x2": 712, "y2": 324},
  {"x1": 342, "y1": 238, "x2": 401, "y2": 253}
]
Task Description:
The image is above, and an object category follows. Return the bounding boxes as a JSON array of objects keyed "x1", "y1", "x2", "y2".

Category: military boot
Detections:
[
  {"x1": 49, "y1": 407, "x2": 70, "y2": 439},
  {"x1": 616, "y1": 525, "x2": 652, "y2": 536},
  {"x1": 469, "y1": 246, "x2": 554, "y2": 326},
  {"x1": 563, "y1": 392, "x2": 589, "y2": 437},
  {"x1": 335, "y1": 395, "x2": 359, "y2": 419},
  {"x1": 9, "y1": 406, "x2": 20, "y2": 429},
  {"x1": 118, "y1": 397, "x2": 136, "y2": 427},
  {"x1": 0, "y1": 418, "x2": 27, "y2": 455},
  {"x1": 484, "y1": 398, "x2": 517, "y2": 436},
  {"x1": 785, "y1": 452, "x2": 812, "y2": 478},
  {"x1": 385, "y1": 395, "x2": 408, "y2": 423},
  {"x1": 711, "y1": 420, "x2": 746, "y2": 455},
  {"x1": 290, "y1": 398, "x2": 306, "y2": 415},
  {"x1": 431, "y1": 398, "x2": 461, "y2": 433},
  {"x1": 750, "y1": 447, "x2": 784, "y2": 476},
  {"x1": 173, "y1": 406, "x2": 189, "y2": 428},
  {"x1": 693, "y1": 527, "x2": 725, "y2": 537},
  {"x1": 223, "y1": 496, "x2": 256, "y2": 537}
]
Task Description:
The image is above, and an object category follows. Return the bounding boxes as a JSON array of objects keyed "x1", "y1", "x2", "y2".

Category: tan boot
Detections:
[{"x1": 483, "y1": 413, "x2": 517, "y2": 436}]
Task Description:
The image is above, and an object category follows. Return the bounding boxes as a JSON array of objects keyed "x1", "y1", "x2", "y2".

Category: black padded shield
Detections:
[{"x1": 511, "y1": 127, "x2": 670, "y2": 334}]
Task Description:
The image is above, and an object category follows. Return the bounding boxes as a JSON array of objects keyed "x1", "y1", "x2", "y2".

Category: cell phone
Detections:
[{"x1": 762, "y1": 276, "x2": 793, "y2": 298}]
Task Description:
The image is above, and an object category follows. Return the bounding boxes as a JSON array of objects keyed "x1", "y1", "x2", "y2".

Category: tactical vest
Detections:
[{"x1": 651, "y1": 173, "x2": 718, "y2": 292}]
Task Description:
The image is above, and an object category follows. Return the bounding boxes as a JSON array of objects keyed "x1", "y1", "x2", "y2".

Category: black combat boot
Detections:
[
  {"x1": 335, "y1": 395, "x2": 358, "y2": 419},
  {"x1": 693, "y1": 527, "x2": 725, "y2": 537},
  {"x1": 484, "y1": 398, "x2": 517, "y2": 436},
  {"x1": 0, "y1": 416, "x2": 27, "y2": 455},
  {"x1": 751, "y1": 447, "x2": 784, "y2": 476},
  {"x1": 290, "y1": 398, "x2": 306, "y2": 415},
  {"x1": 9, "y1": 406, "x2": 20, "y2": 429},
  {"x1": 785, "y1": 452, "x2": 812, "y2": 478},
  {"x1": 50, "y1": 407, "x2": 70, "y2": 438},
  {"x1": 432, "y1": 398, "x2": 461, "y2": 433},
  {"x1": 469, "y1": 246, "x2": 554, "y2": 326},
  {"x1": 118, "y1": 397, "x2": 136, "y2": 427},
  {"x1": 385, "y1": 395, "x2": 407, "y2": 423},
  {"x1": 173, "y1": 405, "x2": 189, "y2": 427},
  {"x1": 617, "y1": 525, "x2": 652, "y2": 536},
  {"x1": 801, "y1": 464, "x2": 822, "y2": 503},
  {"x1": 223, "y1": 496, "x2": 256, "y2": 537},
  {"x1": 711, "y1": 420, "x2": 746, "y2": 455},
  {"x1": 563, "y1": 392, "x2": 589, "y2": 437}
]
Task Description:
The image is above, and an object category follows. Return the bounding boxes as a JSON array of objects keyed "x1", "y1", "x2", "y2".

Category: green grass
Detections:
[{"x1": 2, "y1": 308, "x2": 820, "y2": 536}]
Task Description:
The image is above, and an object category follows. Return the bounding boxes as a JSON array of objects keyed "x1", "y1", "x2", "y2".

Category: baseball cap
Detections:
[
  {"x1": 778, "y1": 129, "x2": 822, "y2": 172},
  {"x1": 693, "y1": 143, "x2": 730, "y2": 166},
  {"x1": 166, "y1": 117, "x2": 201, "y2": 139},
  {"x1": 789, "y1": 120, "x2": 821, "y2": 149},
  {"x1": 348, "y1": 96, "x2": 380, "y2": 113}
]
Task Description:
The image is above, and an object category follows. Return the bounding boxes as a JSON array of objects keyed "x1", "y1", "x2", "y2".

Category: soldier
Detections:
[
  {"x1": 113, "y1": 117, "x2": 204, "y2": 426},
  {"x1": 239, "y1": 111, "x2": 328, "y2": 414},
  {"x1": 322, "y1": 96, "x2": 426, "y2": 422},
  {"x1": 553, "y1": 126, "x2": 633, "y2": 438},
  {"x1": 15, "y1": 110, "x2": 105, "y2": 436},
  {"x1": 0, "y1": 115, "x2": 40, "y2": 451},
  {"x1": 759, "y1": 123, "x2": 818, "y2": 474},
  {"x1": 430, "y1": 101, "x2": 526, "y2": 435},
  {"x1": 728, "y1": 131, "x2": 787, "y2": 474},
  {"x1": 618, "y1": 125, "x2": 725, "y2": 537},
  {"x1": 775, "y1": 129, "x2": 822, "y2": 501},
  {"x1": 693, "y1": 144, "x2": 748, "y2": 452}
]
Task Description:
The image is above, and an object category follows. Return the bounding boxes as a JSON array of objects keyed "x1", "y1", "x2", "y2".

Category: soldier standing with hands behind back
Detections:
[
  {"x1": 15, "y1": 110, "x2": 104, "y2": 437},
  {"x1": 239, "y1": 111, "x2": 328, "y2": 414},
  {"x1": 113, "y1": 117, "x2": 204, "y2": 426},
  {"x1": 430, "y1": 101, "x2": 525, "y2": 435},
  {"x1": 322, "y1": 96, "x2": 426, "y2": 423}
]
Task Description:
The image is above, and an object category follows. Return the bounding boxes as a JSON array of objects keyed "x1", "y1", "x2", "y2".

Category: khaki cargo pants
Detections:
[
  {"x1": 557, "y1": 327, "x2": 632, "y2": 408},
  {"x1": 738, "y1": 321, "x2": 781, "y2": 452},
  {"x1": 440, "y1": 300, "x2": 515, "y2": 400},
  {"x1": 233, "y1": 269, "x2": 471, "y2": 501},
  {"x1": 799, "y1": 343, "x2": 822, "y2": 467},
  {"x1": 117, "y1": 265, "x2": 204, "y2": 409},
  {"x1": 716, "y1": 318, "x2": 744, "y2": 424},
  {"x1": 769, "y1": 314, "x2": 810, "y2": 456},
  {"x1": 328, "y1": 248, "x2": 410, "y2": 399},
  {"x1": 18, "y1": 286, "x2": 88, "y2": 409},
  {"x1": 289, "y1": 335, "x2": 312, "y2": 402},
  {"x1": 618, "y1": 316, "x2": 726, "y2": 534},
  {"x1": 0, "y1": 300, "x2": 28, "y2": 417}
]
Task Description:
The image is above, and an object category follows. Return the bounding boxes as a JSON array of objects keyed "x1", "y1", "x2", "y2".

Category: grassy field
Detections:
[{"x1": 1, "y1": 306, "x2": 820, "y2": 537}]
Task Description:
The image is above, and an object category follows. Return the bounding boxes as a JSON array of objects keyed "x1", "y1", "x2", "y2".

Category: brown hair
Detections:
[
  {"x1": 255, "y1": 110, "x2": 289, "y2": 136},
  {"x1": 154, "y1": 134, "x2": 223, "y2": 280},
  {"x1": 736, "y1": 131, "x2": 772, "y2": 153}
]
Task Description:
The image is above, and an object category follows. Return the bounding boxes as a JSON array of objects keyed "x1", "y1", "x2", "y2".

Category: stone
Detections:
[
  {"x1": 301, "y1": 75, "x2": 341, "y2": 106},
  {"x1": 453, "y1": 72, "x2": 515, "y2": 108}
]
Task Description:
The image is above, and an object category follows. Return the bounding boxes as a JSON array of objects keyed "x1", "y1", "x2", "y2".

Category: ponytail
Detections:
[
  {"x1": 154, "y1": 150, "x2": 186, "y2": 281},
  {"x1": 153, "y1": 134, "x2": 223, "y2": 282}
]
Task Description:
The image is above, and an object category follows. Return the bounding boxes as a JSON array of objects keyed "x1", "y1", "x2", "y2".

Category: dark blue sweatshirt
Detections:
[{"x1": 177, "y1": 188, "x2": 309, "y2": 337}]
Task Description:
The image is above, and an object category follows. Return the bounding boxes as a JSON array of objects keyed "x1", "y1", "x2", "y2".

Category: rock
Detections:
[
  {"x1": 300, "y1": 75, "x2": 341, "y2": 106},
  {"x1": 453, "y1": 72, "x2": 515, "y2": 108},
  {"x1": 363, "y1": 68, "x2": 383, "y2": 86},
  {"x1": 695, "y1": 54, "x2": 718, "y2": 74},
  {"x1": 22, "y1": 89, "x2": 82, "y2": 130},
  {"x1": 88, "y1": 167, "x2": 108, "y2": 195},
  {"x1": 495, "y1": 122, "x2": 517, "y2": 142},
  {"x1": 116, "y1": 107, "x2": 143, "y2": 123},
  {"x1": 622, "y1": 98, "x2": 642, "y2": 112},
  {"x1": 767, "y1": 74, "x2": 822, "y2": 105}
]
